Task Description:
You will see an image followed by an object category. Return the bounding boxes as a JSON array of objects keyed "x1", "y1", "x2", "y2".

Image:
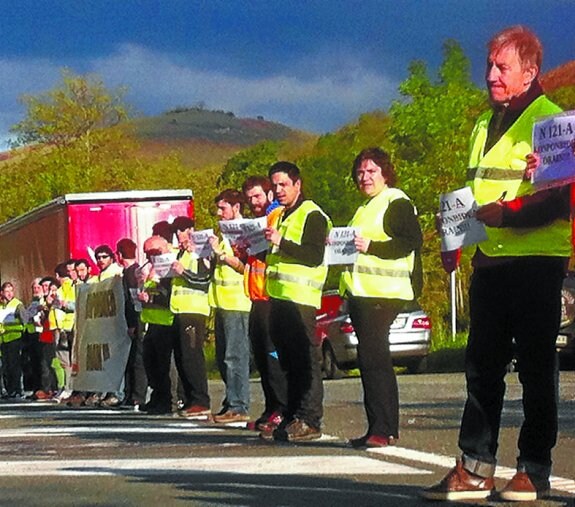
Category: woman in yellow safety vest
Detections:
[
  {"x1": 340, "y1": 147, "x2": 423, "y2": 449},
  {"x1": 0, "y1": 282, "x2": 26, "y2": 398}
]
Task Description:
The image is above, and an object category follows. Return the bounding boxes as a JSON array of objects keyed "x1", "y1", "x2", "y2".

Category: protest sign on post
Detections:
[
  {"x1": 324, "y1": 227, "x2": 358, "y2": 265},
  {"x1": 191, "y1": 229, "x2": 214, "y2": 258},
  {"x1": 72, "y1": 276, "x2": 131, "y2": 393},
  {"x1": 439, "y1": 187, "x2": 487, "y2": 252},
  {"x1": 533, "y1": 110, "x2": 575, "y2": 189}
]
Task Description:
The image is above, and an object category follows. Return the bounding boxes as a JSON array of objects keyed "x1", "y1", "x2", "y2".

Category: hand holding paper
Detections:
[
  {"x1": 438, "y1": 187, "x2": 488, "y2": 252},
  {"x1": 324, "y1": 227, "x2": 358, "y2": 265},
  {"x1": 475, "y1": 202, "x2": 503, "y2": 227},
  {"x1": 354, "y1": 233, "x2": 370, "y2": 254}
]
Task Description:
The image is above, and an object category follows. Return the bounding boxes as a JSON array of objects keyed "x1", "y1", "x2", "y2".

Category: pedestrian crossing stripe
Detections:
[
  {"x1": 0, "y1": 425, "x2": 223, "y2": 438},
  {"x1": 0, "y1": 456, "x2": 430, "y2": 477},
  {"x1": 1, "y1": 402, "x2": 572, "y2": 494}
]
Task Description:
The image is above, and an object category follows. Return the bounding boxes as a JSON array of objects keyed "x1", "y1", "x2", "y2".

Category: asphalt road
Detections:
[{"x1": 0, "y1": 372, "x2": 573, "y2": 507}]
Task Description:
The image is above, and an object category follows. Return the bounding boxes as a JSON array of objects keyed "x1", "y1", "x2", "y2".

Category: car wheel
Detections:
[
  {"x1": 405, "y1": 356, "x2": 428, "y2": 374},
  {"x1": 322, "y1": 343, "x2": 341, "y2": 380}
]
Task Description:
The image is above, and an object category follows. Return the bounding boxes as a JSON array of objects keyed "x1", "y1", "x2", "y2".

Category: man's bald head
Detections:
[{"x1": 143, "y1": 235, "x2": 170, "y2": 257}]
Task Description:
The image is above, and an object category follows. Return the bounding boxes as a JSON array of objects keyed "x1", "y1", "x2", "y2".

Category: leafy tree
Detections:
[
  {"x1": 10, "y1": 69, "x2": 128, "y2": 149},
  {"x1": 0, "y1": 70, "x2": 196, "y2": 223},
  {"x1": 382, "y1": 40, "x2": 486, "y2": 338},
  {"x1": 299, "y1": 111, "x2": 393, "y2": 226},
  {"x1": 548, "y1": 86, "x2": 575, "y2": 110},
  {"x1": 217, "y1": 141, "x2": 280, "y2": 191},
  {"x1": 388, "y1": 40, "x2": 486, "y2": 227}
]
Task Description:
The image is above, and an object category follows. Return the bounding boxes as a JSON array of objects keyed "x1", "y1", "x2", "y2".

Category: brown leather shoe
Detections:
[
  {"x1": 499, "y1": 471, "x2": 550, "y2": 501},
  {"x1": 421, "y1": 459, "x2": 495, "y2": 501},
  {"x1": 213, "y1": 410, "x2": 250, "y2": 424},
  {"x1": 178, "y1": 405, "x2": 212, "y2": 420},
  {"x1": 278, "y1": 418, "x2": 321, "y2": 442}
]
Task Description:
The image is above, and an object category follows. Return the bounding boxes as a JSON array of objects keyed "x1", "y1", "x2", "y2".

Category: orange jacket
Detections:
[{"x1": 244, "y1": 206, "x2": 283, "y2": 301}]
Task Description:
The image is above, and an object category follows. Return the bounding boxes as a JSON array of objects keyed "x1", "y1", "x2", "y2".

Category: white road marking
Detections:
[
  {"x1": 0, "y1": 456, "x2": 430, "y2": 477},
  {"x1": 11, "y1": 404, "x2": 573, "y2": 496},
  {"x1": 0, "y1": 425, "x2": 223, "y2": 438},
  {"x1": 370, "y1": 446, "x2": 575, "y2": 495}
]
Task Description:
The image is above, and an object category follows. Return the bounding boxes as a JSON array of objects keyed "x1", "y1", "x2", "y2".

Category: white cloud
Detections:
[
  {"x1": 0, "y1": 43, "x2": 398, "y2": 144},
  {"x1": 93, "y1": 43, "x2": 398, "y2": 132},
  {"x1": 0, "y1": 58, "x2": 63, "y2": 149}
]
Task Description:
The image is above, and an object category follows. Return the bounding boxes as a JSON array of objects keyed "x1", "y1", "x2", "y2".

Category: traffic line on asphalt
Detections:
[
  {"x1": 0, "y1": 403, "x2": 124, "y2": 418},
  {"x1": 0, "y1": 425, "x2": 224, "y2": 438},
  {"x1": 0, "y1": 456, "x2": 430, "y2": 477},
  {"x1": 370, "y1": 446, "x2": 575, "y2": 495}
]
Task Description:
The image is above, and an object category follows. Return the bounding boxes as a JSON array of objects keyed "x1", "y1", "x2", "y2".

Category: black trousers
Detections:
[
  {"x1": 348, "y1": 296, "x2": 402, "y2": 438},
  {"x1": 142, "y1": 316, "x2": 210, "y2": 410},
  {"x1": 459, "y1": 258, "x2": 564, "y2": 473},
  {"x1": 22, "y1": 331, "x2": 42, "y2": 392},
  {"x1": 269, "y1": 298, "x2": 323, "y2": 428},
  {"x1": 173, "y1": 314, "x2": 210, "y2": 409},
  {"x1": 124, "y1": 322, "x2": 148, "y2": 405},
  {"x1": 249, "y1": 300, "x2": 287, "y2": 417},
  {"x1": 2, "y1": 339, "x2": 23, "y2": 395},
  {"x1": 142, "y1": 323, "x2": 173, "y2": 409},
  {"x1": 39, "y1": 341, "x2": 57, "y2": 392}
]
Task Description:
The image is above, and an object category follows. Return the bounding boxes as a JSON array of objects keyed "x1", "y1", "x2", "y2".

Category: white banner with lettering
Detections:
[
  {"x1": 533, "y1": 110, "x2": 575, "y2": 189},
  {"x1": 439, "y1": 187, "x2": 487, "y2": 252},
  {"x1": 72, "y1": 276, "x2": 131, "y2": 392}
]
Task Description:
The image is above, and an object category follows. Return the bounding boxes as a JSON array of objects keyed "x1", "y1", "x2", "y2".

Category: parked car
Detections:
[
  {"x1": 557, "y1": 272, "x2": 575, "y2": 369},
  {"x1": 316, "y1": 291, "x2": 432, "y2": 378}
]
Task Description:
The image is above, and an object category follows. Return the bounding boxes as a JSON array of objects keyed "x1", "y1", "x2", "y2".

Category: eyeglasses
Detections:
[{"x1": 96, "y1": 254, "x2": 110, "y2": 260}]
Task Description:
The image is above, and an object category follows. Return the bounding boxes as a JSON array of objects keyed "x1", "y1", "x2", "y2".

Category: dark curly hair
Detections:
[{"x1": 351, "y1": 147, "x2": 397, "y2": 188}]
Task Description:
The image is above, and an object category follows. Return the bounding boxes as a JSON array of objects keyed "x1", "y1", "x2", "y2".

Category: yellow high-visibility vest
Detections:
[
  {"x1": 340, "y1": 187, "x2": 415, "y2": 300},
  {"x1": 0, "y1": 298, "x2": 25, "y2": 343},
  {"x1": 467, "y1": 95, "x2": 570, "y2": 257},
  {"x1": 266, "y1": 201, "x2": 331, "y2": 309},
  {"x1": 57, "y1": 278, "x2": 75, "y2": 332},
  {"x1": 209, "y1": 238, "x2": 251, "y2": 312},
  {"x1": 170, "y1": 250, "x2": 210, "y2": 316},
  {"x1": 95, "y1": 263, "x2": 124, "y2": 282},
  {"x1": 140, "y1": 280, "x2": 174, "y2": 326}
]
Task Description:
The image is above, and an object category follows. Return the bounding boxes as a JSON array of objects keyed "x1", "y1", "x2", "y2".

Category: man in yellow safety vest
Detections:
[
  {"x1": 208, "y1": 189, "x2": 252, "y2": 423},
  {"x1": 262, "y1": 162, "x2": 331, "y2": 442},
  {"x1": 423, "y1": 25, "x2": 569, "y2": 503}
]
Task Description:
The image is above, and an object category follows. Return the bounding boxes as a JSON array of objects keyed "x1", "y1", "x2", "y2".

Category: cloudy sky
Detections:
[{"x1": 0, "y1": 0, "x2": 573, "y2": 147}]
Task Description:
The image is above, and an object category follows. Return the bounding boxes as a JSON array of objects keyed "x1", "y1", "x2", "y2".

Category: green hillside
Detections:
[{"x1": 132, "y1": 107, "x2": 300, "y2": 145}]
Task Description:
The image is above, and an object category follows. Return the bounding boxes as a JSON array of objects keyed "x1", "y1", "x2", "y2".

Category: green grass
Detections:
[
  {"x1": 431, "y1": 329, "x2": 468, "y2": 353},
  {"x1": 204, "y1": 338, "x2": 220, "y2": 380}
]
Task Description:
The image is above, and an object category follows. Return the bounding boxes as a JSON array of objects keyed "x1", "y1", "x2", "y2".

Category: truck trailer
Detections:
[{"x1": 0, "y1": 189, "x2": 193, "y2": 301}]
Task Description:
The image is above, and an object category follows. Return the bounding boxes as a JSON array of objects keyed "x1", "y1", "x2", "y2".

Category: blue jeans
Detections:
[{"x1": 215, "y1": 309, "x2": 250, "y2": 414}]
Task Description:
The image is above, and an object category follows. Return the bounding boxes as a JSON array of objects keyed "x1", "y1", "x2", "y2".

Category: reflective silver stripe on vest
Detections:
[
  {"x1": 355, "y1": 265, "x2": 412, "y2": 278},
  {"x1": 172, "y1": 287, "x2": 206, "y2": 296},
  {"x1": 212, "y1": 279, "x2": 243, "y2": 287},
  {"x1": 466, "y1": 167, "x2": 523, "y2": 181},
  {"x1": 267, "y1": 270, "x2": 324, "y2": 290}
]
